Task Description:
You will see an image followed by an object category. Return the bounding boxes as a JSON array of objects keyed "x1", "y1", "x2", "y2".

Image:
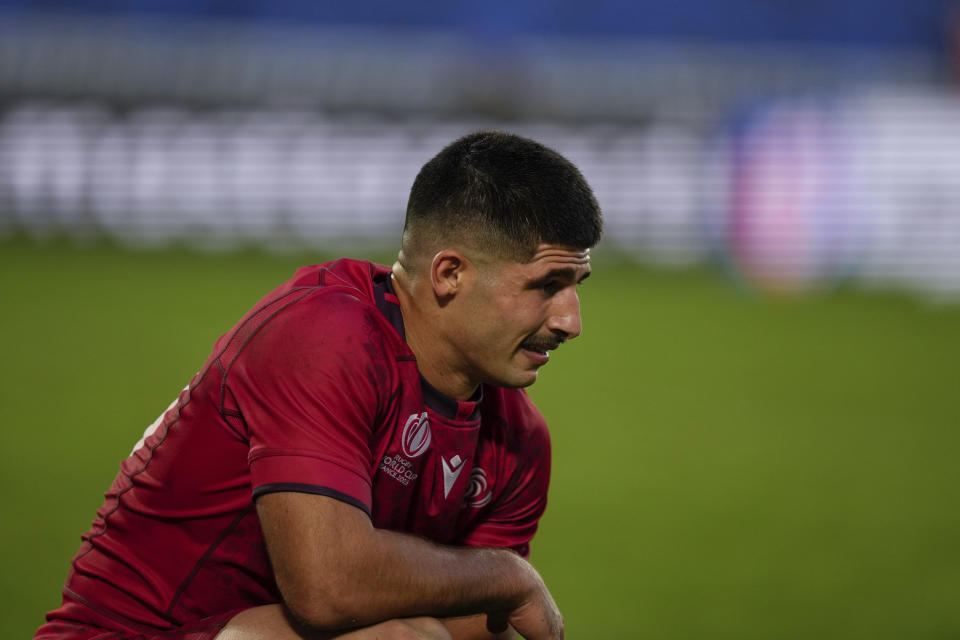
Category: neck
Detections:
[{"x1": 391, "y1": 265, "x2": 479, "y2": 401}]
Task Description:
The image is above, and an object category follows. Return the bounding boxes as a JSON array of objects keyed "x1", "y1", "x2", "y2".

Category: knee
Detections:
[{"x1": 382, "y1": 617, "x2": 452, "y2": 640}]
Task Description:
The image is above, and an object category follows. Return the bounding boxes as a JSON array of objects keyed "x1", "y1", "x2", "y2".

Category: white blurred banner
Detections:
[
  {"x1": 0, "y1": 106, "x2": 707, "y2": 261},
  {"x1": 2, "y1": 92, "x2": 959, "y2": 296}
]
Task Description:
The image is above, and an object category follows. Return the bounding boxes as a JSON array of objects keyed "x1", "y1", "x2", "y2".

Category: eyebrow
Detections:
[{"x1": 541, "y1": 268, "x2": 591, "y2": 284}]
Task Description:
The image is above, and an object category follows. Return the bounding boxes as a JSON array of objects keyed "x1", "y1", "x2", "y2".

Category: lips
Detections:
[
  {"x1": 519, "y1": 337, "x2": 561, "y2": 365},
  {"x1": 521, "y1": 347, "x2": 551, "y2": 365}
]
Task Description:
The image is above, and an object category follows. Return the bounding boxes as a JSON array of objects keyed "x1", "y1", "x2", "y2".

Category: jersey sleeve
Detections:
[
  {"x1": 226, "y1": 289, "x2": 390, "y2": 516},
  {"x1": 459, "y1": 408, "x2": 552, "y2": 558}
]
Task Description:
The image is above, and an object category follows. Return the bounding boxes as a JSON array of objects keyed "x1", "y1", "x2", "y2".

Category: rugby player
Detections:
[{"x1": 36, "y1": 131, "x2": 602, "y2": 640}]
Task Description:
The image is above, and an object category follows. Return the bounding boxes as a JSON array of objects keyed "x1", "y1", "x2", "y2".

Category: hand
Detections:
[{"x1": 487, "y1": 570, "x2": 563, "y2": 640}]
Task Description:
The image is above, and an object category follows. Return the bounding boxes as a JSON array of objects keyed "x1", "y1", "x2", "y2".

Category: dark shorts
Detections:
[{"x1": 35, "y1": 593, "x2": 244, "y2": 640}]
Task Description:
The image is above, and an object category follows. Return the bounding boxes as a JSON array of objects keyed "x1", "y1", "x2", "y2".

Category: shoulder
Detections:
[
  {"x1": 238, "y1": 287, "x2": 382, "y2": 356},
  {"x1": 220, "y1": 266, "x2": 405, "y2": 422},
  {"x1": 257, "y1": 259, "x2": 386, "y2": 330},
  {"x1": 222, "y1": 261, "x2": 405, "y2": 371}
]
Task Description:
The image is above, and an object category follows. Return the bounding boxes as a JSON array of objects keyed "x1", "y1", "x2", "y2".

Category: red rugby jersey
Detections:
[{"x1": 57, "y1": 259, "x2": 551, "y2": 631}]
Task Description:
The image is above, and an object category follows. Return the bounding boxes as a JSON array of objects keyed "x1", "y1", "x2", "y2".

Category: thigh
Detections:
[
  {"x1": 37, "y1": 594, "x2": 242, "y2": 640},
  {"x1": 215, "y1": 605, "x2": 451, "y2": 640},
  {"x1": 34, "y1": 617, "x2": 125, "y2": 640},
  {"x1": 36, "y1": 614, "x2": 235, "y2": 640}
]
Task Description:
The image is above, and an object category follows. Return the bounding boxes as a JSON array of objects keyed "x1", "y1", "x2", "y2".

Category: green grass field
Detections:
[{"x1": 2, "y1": 237, "x2": 958, "y2": 638}]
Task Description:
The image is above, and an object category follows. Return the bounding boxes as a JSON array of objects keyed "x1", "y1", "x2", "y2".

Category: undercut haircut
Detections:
[{"x1": 402, "y1": 131, "x2": 603, "y2": 263}]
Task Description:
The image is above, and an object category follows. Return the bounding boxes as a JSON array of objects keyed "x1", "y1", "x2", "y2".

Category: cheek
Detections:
[
  {"x1": 465, "y1": 289, "x2": 542, "y2": 350},
  {"x1": 503, "y1": 305, "x2": 544, "y2": 343},
  {"x1": 457, "y1": 298, "x2": 504, "y2": 347},
  {"x1": 469, "y1": 306, "x2": 514, "y2": 351}
]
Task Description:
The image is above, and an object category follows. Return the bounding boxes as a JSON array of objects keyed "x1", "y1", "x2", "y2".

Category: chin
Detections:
[{"x1": 496, "y1": 369, "x2": 539, "y2": 389}]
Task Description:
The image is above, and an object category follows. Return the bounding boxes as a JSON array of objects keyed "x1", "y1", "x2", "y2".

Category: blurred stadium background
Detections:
[{"x1": 2, "y1": 1, "x2": 959, "y2": 638}]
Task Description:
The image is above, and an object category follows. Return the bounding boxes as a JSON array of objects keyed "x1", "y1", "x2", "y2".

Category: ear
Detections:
[{"x1": 429, "y1": 250, "x2": 471, "y2": 302}]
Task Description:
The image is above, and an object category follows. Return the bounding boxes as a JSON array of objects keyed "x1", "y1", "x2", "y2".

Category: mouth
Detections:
[{"x1": 519, "y1": 338, "x2": 562, "y2": 365}]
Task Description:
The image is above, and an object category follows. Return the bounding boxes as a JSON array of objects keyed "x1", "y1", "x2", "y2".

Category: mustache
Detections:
[{"x1": 520, "y1": 335, "x2": 564, "y2": 352}]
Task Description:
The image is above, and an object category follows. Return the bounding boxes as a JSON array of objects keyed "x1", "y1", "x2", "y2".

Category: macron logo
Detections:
[{"x1": 441, "y1": 454, "x2": 467, "y2": 499}]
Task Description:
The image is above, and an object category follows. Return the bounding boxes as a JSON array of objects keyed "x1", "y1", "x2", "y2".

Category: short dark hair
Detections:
[{"x1": 403, "y1": 131, "x2": 602, "y2": 261}]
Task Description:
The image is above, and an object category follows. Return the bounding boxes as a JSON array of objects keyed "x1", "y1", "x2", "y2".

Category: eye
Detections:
[{"x1": 540, "y1": 280, "x2": 563, "y2": 296}]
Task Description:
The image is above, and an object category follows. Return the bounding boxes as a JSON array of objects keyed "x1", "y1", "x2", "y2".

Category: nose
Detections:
[{"x1": 546, "y1": 288, "x2": 582, "y2": 340}]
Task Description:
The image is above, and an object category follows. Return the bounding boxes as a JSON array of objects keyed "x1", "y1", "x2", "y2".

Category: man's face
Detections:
[{"x1": 450, "y1": 244, "x2": 592, "y2": 389}]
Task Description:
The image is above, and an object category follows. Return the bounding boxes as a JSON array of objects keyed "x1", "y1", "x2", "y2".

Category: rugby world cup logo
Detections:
[{"x1": 401, "y1": 412, "x2": 431, "y2": 458}]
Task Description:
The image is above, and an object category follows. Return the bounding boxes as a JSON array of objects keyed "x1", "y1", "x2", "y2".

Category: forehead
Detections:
[{"x1": 516, "y1": 244, "x2": 591, "y2": 278}]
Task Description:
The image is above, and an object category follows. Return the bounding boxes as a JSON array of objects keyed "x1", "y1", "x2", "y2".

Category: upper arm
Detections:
[
  {"x1": 256, "y1": 491, "x2": 378, "y2": 629},
  {"x1": 228, "y1": 292, "x2": 390, "y2": 512},
  {"x1": 230, "y1": 295, "x2": 395, "y2": 626}
]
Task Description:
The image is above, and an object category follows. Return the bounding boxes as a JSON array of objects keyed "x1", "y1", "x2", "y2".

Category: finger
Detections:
[{"x1": 486, "y1": 611, "x2": 510, "y2": 634}]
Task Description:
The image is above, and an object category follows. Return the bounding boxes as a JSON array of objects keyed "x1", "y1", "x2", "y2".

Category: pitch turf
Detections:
[{"x1": 2, "y1": 237, "x2": 958, "y2": 638}]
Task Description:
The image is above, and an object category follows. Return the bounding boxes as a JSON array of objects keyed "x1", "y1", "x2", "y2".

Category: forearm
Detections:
[
  {"x1": 259, "y1": 493, "x2": 547, "y2": 632},
  {"x1": 370, "y1": 529, "x2": 532, "y2": 618}
]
